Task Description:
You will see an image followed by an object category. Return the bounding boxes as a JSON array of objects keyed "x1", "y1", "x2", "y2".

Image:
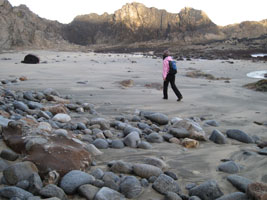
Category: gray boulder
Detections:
[
  {"x1": 109, "y1": 160, "x2": 133, "y2": 174},
  {"x1": 226, "y1": 175, "x2": 252, "y2": 192},
  {"x1": 152, "y1": 174, "x2": 180, "y2": 194},
  {"x1": 90, "y1": 168, "x2": 104, "y2": 179},
  {"x1": 13, "y1": 101, "x2": 29, "y2": 112},
  {"x1": 120, "y1": 176, "x2": 142, "y2": 198},
  {"x1": 218, "y1": 161, "x2": 240, "y2": 174},
  {"x1": 0, "y1": 149, "x2": 19, "y2": 161},
  {"x1": 78, "y1": 184, "x2": 99, "y2": 200},
  {"x1": 137, "y1": 141, "x2": 152, "y2": 149},
  {"x1": 0, "y1": 186, "x2": 33, "y2": 199},
  {"x1": 133, "y1": 163, "x2": 162, "y2": 179},
  {"x1": 169, "y1": 127, "x2": 189, "y2": 138},
  {"x1": 215, "y1": 192, "x2": 248, "y2": 200},
  {"x1": 146, "y1": 132, "x2": 163, "y2": 143},
  {"x1": 189, "y1": 180, "x2": 223, "y2": 200},
  {"x1": 226, "y1": 129, "x2": 254, "y2": 143},
  {"x1": 60, "y1": 170, "x2": 95, "y2": 194},
  {"x1": 27, "y1": 101, "x2": 44, "y2": 110},
  {"x1": 123, "y1": 126, "x2": 142, "y2": 136},
  {"x1": 90, "y1": 118, "x2": 110, "y2": 130},
  {"x1": 165, "y1": 191, "x2": 183, "y2": 200},
  {"x1": 0, "y1": 115, "x2": 11, "y2": 127},
  {"x1": 28, "y1": 172, "x2": 43, "y2": 195},
  {"x1": 39, "y1": 184, "x2": 67, "y2": 200},
  {"x1": 189, "y1": 196, "x2": 201, "y2": 200},
  {"x1": 111, "y1": 139, "x2": 125, "y2": 149},
  {"x1": 145, "y1": 112, "x2": 169, "y2": 125},
  {"x1": 93, "y1": 138, "x2": 109, "y2": 149},
  {"x1": 94, "y1": 187, "x2": 125, "y2": 200},
  {"x1": 123, "y1": 131, "x2": 140, "y2": 148},
  {"x1": 3, "y1": 161, "x2": 38, "y2": 185},
  {"x1": 209, "y1": 129, "x2": 227, "y2": 144},
  {"x1": 0, "y1": 158, "x2": 10, "y2": 172},
  {"x1": 102, "y1": 172, "x2": 121, "y2": 191}
]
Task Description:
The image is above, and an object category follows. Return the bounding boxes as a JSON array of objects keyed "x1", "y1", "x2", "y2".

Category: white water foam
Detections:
[{"x1": 247, "y1": 70, "x2": 267, "y2": 79}]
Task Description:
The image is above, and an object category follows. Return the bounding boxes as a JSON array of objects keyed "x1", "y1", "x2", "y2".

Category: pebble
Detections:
[
  {"x1": 152, "y1": 174, "x2": 181, "y2": 194},
  {"x1": 52, "y1": 114, "x2": 71, "y2": 123},
  {"x1": 123, "y1": 131, "x2": 140, "y2": 148},
  {"x1": 209, "y1": 129, "x2": 227, "y2": 144},
  {"x1": 3, "y1": 161, "x2": 38, "y2": 185},
  {"x1": 144, "y1": 112, "x2": 169, "y2": 125},
  {"x1": 123, "y1": 126, "x2": 141, "y2": 136},
  {"x1": 91, "y1": 168, "x2": 104, "y2": 179},
  {"x1": 144, "y1": 157, "x2": 168, "y2": 170},
  {"x1": 120, "y1": 176, "x2": 142, "y2": 198},
  {"x1": 28, "y1": 172, "x2": 43, "y2": 195},
  {"x1": 133, "y1": 163, "x2": 162, "y2": 178},
  {"x1": 0, "y1": 186, "x2": 33, "y2": 199},
  {"x1": 227, "y1": 174, "x2": 253, "y2": 192},
  {"x1": 164, "y1": 171, "x2": 178, "y2": 180},
  {"x1": 218, "y1": 161, "x2": 240, "y2": 174},
  {"x1": 247, "y1": 182, "x2": 267, "y2": 200},
  {"x1": 93, "y1": 138, "x2": 109, "y2": 149},
  {"x1": 60, "y1": 170, "x2": 95, "y2": 194},
  {"x1": 140, "y1": 178, "x2": 149, "y2": 187},
  {"x1": 165, "y1": 191, "x2": 182, "y2": 200},
  {"x1": 0, "y1": 158, "x2": 9, "y2": 172},
  {"x1": 137, "y1": 141, "x2": 152, "y2": 149},
  {"x1": 94, "y1": 187, "x2": 126, "y2": 200},
  {"x1": 111, "y1": 139, "x2": 125, "y2": 149},
  {"x1": 78, "y1": 184, "x2": 99, "y2": 200},
  {"x1": 39, "y1": 184, "x2": 67, "y2": 200},
  {"x1": 0, "y1": 149, "x2": 19, "y2": 161},
  {"x1": 226, "y1": 129, "x2": 254, "y2": 143},
  {"x1": 216, "y1": 192, "x2": 248, "y2": 200},
  {"x1": 146, "y1": 132, "x2": 163, "y2": 143},
  {"x1": 109, "y1": 160, "x2": 133, "y2": 174},
  {"x1": 102, "y1": 172, "x2": 120, "y2": 191},
  {"x1": 189, "y1": 180, "x2": 224, "y2": 200},
  {"x1": 204, "y1": 120, "x2": 219, "y2": 127}
]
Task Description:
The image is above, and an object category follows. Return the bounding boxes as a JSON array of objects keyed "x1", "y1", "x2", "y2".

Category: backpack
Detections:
[{"x1": 168, "y1": 60, "x2": 177, "y2": 75}]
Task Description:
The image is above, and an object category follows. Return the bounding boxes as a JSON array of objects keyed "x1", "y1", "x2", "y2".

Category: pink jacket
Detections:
[{"x1": 162, "y1": 56, "x2": 172, "y2": 80}]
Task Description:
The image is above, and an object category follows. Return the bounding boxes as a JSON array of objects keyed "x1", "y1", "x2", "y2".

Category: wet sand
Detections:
[{"x1": 0, "y1": 50, "x2": 267, "y2": 198}]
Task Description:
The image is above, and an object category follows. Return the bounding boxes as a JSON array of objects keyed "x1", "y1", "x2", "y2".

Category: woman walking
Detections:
[{"x1": 162, "y1": 50, "x2": 183, "y2": 101}]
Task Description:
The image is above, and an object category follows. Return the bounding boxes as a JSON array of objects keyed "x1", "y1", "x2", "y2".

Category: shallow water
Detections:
[
  {"x1": 251, "y1": 53, "x2": 267, "y2": 58},
  {"x1": 247, "y1": 70, "x2": 267, "y2": 79}
]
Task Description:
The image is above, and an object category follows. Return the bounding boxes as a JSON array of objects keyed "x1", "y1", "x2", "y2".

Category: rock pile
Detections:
[{"x1": 0, "y1": 84, "x2": 266, "y2": 199}]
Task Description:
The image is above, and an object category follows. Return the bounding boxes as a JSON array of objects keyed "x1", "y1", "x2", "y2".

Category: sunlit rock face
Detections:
[{"x1": 63, "y1": 3, "x2": 222, "y2": 45}]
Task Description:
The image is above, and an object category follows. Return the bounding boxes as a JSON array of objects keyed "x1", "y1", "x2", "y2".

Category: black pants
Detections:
[{"x1": 163, "y1": 74, "x2": 182, "y2": 99}]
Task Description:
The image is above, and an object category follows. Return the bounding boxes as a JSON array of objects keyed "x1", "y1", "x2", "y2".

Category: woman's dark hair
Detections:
[{"x1": 163, "y1": 50, "x2": 170, "y2": 60}]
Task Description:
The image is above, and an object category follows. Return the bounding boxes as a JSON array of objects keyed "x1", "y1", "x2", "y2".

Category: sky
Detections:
[{"x1": 8, "y1": 0, "x2": 267, "y2": 26}]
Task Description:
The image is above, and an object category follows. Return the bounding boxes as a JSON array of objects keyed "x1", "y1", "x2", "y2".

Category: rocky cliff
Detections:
[
  {"x1": 0, "y1": 0, "x2": 68, "y2": 50},
  {"x1": 1, "y1": 0, "x2": 267, "y2": 54},
  {"x1": 63, "y1": 3, "x2": 224, "y2": 45}
]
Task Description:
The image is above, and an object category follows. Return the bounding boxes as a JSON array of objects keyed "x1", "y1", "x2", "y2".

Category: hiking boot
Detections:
[{"x1": 177, "y1": 96, "x2": 183, "y2": 101}]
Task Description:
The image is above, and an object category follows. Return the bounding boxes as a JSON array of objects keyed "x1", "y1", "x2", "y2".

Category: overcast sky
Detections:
[{"x1": 8, "y1": 0, "x2": 267, "y2": 26}]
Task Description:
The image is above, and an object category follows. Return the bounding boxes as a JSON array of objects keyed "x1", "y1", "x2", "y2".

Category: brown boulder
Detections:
[
  {"x1": 24, "y1": 136, "x2": 92, "y2": 177},
  {"x1": 2, "y1": 121, "x2": 26, "y2": 153},
  {"x1": 247, "y1": 182, "x2": 267, "y2": 200}
]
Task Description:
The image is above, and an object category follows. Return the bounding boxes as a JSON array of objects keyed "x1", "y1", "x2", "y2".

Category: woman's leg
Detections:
[
  {"x1": 163, "y1": 79, "x2": 169, "y2": 99},
  {"x1": 170, "y1": 75, "x2": 183, "y2": 99}
]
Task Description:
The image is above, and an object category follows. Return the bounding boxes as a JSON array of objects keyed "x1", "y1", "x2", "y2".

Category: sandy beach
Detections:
[{"x1": 0, "y1": 50, "x2": 267, "y2": 199}]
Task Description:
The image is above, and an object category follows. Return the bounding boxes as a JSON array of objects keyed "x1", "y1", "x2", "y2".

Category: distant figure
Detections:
[
  {"x1": 162, "y1": 50, "x2": 183, "y2": 101},
  {"x1": 21, "y1": 54, "x2": 40, "y2": 64}
]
